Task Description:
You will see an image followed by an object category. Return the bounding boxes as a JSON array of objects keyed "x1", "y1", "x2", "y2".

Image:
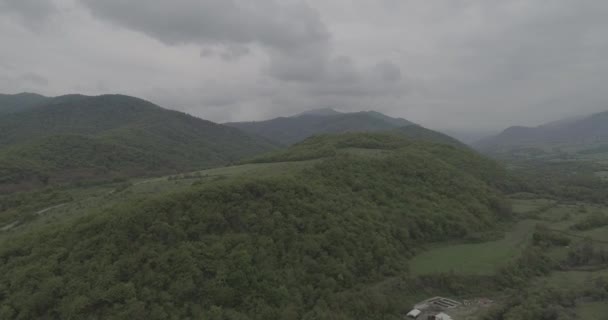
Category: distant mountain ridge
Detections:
[
  {"x1": 226, "y1": 109, "x2": 415, "y2": 145},
  {"x1": 0, "y1": 93, "x2": 276, "y2": 192},
  {"x1": 477, "y1": 110, "x2": 608, "y2": 151},
  {"x1": 0, "y1": 92, "x2": 49, "y2": 114},
  {"x1": 292, "y1": 108, "x2": 343, "y2": 117}
]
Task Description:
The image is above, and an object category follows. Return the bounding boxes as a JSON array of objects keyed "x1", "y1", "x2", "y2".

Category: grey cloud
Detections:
[
  {"x1": 4, "y1": 0, "x2": 608, "y2": 132},
  {"x1": 79, "y1": 0, "x2": 329, "y2": 53},
  {"x1": 19, "y1": 72, "x2": 49, "y2": 86},
  {"x1": 373, "y1": 61, "x2": 402, "y2": 83},
  {"x1": 79, "y1": 0, "x2": 336, "y2": 84},
  {"x1": 0, "y1": 0, "x2": 57, "y2": 29},
  {"x1": 200, "y1": 44, "x2": 251, "y2": 61},
  {"x1": 265, "y1": 47, "x2": 329, "y2": 82},
  {"x1": 77, "y1": 0, "x2": 407, "y2": 114},
  {"x1": 0, "y1": 71, "x2": 49, "y2": 92}
]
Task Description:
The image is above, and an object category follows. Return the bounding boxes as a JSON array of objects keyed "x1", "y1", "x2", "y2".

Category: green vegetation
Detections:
[
  {"x1": 245, "y1": 132, "x2": 508, "y2": 189},
  {"x1": 0, "y1": 94, "x2": 276, "y2": 192},
  {"x1": 506, "y1": 160, "x2": 608, "y2": 204},
  {"x1": 409, "y1": 220, "x2": 536, "y2": 276},
  {"x1": 576, "y1": 301, "x2": 608, "y2": 320},
  {"x1": 226, "y1": 109, "x2": 414, "y2": 145},
  {"x1": 570, "y1": 212, "x2": 608, "y2": 231},
  {"x1": 0, "y1": 133, "x2": 511, "y2": 319},
  {"x1": 4, "y1": 97, "x2": 608, "y2": 319},
  {"x1": 0, "y1": 188, "x2": 73, "y2": 226}
]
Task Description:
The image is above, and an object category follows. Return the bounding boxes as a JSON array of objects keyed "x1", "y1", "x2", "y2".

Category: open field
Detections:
[
  {"x1": 580, "y1": 225, "x2": 608, "y2": 241},
  {"x1": 537, "y1": 269, "x2": 608, "y2": 290},
  {"x1": 510, "y1": 197, "x2": 556, "y2": 215},
  {"x1": 409, "y1": 220, "x2": 537, "y2": 276}
]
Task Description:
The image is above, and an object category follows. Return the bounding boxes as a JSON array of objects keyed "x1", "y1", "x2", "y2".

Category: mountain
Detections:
[
  {"x1": 440, "y1": 129, "x2": 499, "y2": 145},
  {"x1": 0, "y1": 94, "x2": 276, "y2": 192},
  {"x1": 0, "y1": 92, "x2": 49, "y2": 114},
  {"x1": 476, "y1": 110, "x2": 608, "y2": 152},
  {"x1": 0, "y1": 132, "x2": 511, "y2": 319},
  {"x1": 225, "y1": 109, "x2": 415, "y2": 145},
  {"x1": 392, "y1": 125, "x2": 467, "y2": 148},
  {"x1": 292, "y1": 107, "x2": 343, "y2": 117}
]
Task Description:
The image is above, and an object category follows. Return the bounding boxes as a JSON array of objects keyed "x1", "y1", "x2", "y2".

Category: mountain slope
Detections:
[
  {"x1": 0, "y1": 94, "x2": 276, "y2": 192},
  {"x1": 0, "y1": 93, "x2": 49, "y2": 115},
  {"x1": 225, "y1": 109, "x2": 415, "y2": 145},
  {"x1": 477, "y1": 110, "x2": 608, "y2": 152},
  {"x1": 392, "y1": 125, "x2": 467, "y2": 148},
  {"x1": 0, "y1": 133, "x2": 511, "y2": 319}
]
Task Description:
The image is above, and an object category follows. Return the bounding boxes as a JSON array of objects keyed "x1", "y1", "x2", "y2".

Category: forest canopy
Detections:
[{"x1": 0, "y1": 133, "x2": 512, "y2": 319}]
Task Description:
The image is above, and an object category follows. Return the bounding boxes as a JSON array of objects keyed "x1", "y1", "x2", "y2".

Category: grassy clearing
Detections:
[
  {"x1": 511, "y1": 198, "x2": 556, "y2": 215},
  {"x1": 580, "y1": 225, "x2": 608, "y2": 241},
  {"x1": 537, "y1": 269, "x2": 608, "y2": 290},
  {"x1": 409, "y1": 220, "x2": 538, "y2": 276},
  {"x1": 0, "y1": 160, "x2": 318, "y2": 240}
]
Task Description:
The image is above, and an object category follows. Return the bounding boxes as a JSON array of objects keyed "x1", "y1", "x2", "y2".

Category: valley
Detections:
[
  {"x1": 0, "y1": 93, "x2": 607, "y2": 319},
  {"x1": 2, "y1": 134, "x2": 607, "y2": 319},
  {"x1": 3, "y1": 2, "x2": 608, "y2": 319}
]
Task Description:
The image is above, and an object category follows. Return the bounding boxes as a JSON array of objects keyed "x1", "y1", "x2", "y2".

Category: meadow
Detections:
[{"x1": 409, "y1": 219, "x2": 537, "y2": 275}]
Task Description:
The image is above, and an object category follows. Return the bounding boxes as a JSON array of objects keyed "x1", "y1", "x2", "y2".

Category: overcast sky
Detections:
[{"x1": 1, "y1": 0, "x2": 608, "y2": 131}]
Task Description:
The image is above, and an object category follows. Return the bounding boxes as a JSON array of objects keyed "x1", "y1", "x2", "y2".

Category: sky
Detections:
[{"x1": 1, "y1": 0, "x2": 608, "y2": 131}]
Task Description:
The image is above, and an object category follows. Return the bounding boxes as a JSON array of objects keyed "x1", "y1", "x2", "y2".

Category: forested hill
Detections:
[
  {"x1": 0, "y1": 92, "x2": 48, "y2": 115},
  {"x1": 0, "y1": 94, "x2": 276, "y2": 192},
  {"x1": 0, "y1": 133, "x2": 512, "y2": 319},
  {"x1": 225, "y1": 108, "x2": 415, "y2": 145},
  {"x1": 476, "y1": 110, "x2": 608, "y2": 152}
]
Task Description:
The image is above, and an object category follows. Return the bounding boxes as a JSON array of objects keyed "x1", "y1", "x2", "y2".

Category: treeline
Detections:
[
  {"x1": 505, "y1": 160, "x2": 608, "y2": 204},
  {"x1": 481, "y1": 227, "x2": 608, "y2": 319},
  {"x1": 0, "y1": 188, "x2": 73, "y2": 225},
  {"x1": 0, "y1": 134, "x2": 511, "y2": 319}
]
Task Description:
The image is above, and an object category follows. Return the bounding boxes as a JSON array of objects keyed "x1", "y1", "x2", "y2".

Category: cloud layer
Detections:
[{"x1": 1, "y1": 0, "x2": 608, "y2": 131}]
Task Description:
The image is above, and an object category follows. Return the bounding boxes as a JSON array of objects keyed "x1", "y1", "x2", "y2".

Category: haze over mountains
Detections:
[
  {"x1": 225, "y1": 108, "x2": 415, "y2": 145},
  {"x1": 0, "y1": 93, "x2": 277, "y2": 192},
  {"x1": 0, "y1": 92, "x2": 468, "y2": 192},
  {"x1": 0, "y1": 93, "x2": 48, "y2": 115},
  {"x1": 477, "y1": 110, "x2": 608, "y2": 152}
]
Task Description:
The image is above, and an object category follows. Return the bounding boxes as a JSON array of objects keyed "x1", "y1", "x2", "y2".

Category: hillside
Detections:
[
  {"x1": 0, "y1": 93, "x2": 48, "y2": 115},
  {"x1": 477, "y1": 110, "x2": 608, "y2": 152},
  {"x1": 225, "y1": 109, "x2": 415, "y2": 145},
  {"x1": 0, "y1": 133, "x2": 511, "y2": 319},
  {"x1": 392, "y1": 125, "x2": 467, "y2": 148},
  {"x1": 0, "y1": 94, "x2": 276, "y2": 192}
]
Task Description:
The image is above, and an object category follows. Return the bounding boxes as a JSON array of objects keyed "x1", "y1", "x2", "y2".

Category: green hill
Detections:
[
  {"x1": 225, "y1": 109, "x2": 415, "y2": 145},
  {"x1": 0, "y1": 94, "x2": 276, "y2": 192},
  {"x1": 0, "y1": 133, "x2": 511, "y2": 319},
  {"x1": 0, "y1": 93, "x2": 48, "y2": 115}
]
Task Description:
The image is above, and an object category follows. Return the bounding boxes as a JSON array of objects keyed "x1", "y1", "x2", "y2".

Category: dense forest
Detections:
[{"x1": 0, "y1": 133, "x2": 512, "y2": 319}]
